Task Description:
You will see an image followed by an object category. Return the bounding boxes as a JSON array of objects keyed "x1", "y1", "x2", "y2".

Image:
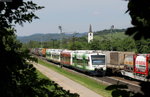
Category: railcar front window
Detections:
[{"x1": 91, "y1": 55, "x2": 105, "y2": 65}]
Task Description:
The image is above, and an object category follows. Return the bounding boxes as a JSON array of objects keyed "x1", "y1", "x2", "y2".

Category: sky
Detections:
[{"x1": 16, "y1": 0, "x2": 132, "y2": 36}]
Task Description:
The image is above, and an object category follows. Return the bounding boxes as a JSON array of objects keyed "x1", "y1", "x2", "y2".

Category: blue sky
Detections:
[{"x1": 16, "y1": 0, "x2": 131, "y2": 36}]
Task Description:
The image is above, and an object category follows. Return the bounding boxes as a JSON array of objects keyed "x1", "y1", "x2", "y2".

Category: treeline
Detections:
[
  {"x1": 23, "y1": 32, "x2": 150, "y2": 53},
  {"x1": 94, "y1": 29, "x2": 126, "y2": 36},
  {"x1": 18, "y1": 28, "x2": 125, "y2": 43}
]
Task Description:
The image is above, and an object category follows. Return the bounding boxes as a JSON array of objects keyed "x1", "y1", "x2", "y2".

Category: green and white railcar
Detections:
[
  {"x1": 46, "y1": 49, "x2": 54, "y2": 61},
  {"x1": 50, "y1": 49, "x2": 62, "y2": 63},
  {"x1": 46, "y1": 49, "x2": 61, "y2": 63},
  {"x1": 72, "y1": 51, "x2": 106, "y2": 75}
]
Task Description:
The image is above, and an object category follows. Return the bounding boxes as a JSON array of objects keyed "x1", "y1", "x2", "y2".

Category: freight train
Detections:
[{"x1": 30, "y1": 48, "x2": 150, "y2": 81}]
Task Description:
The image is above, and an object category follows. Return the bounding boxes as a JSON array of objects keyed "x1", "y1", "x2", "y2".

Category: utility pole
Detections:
[
  {"x1": 110, "y1": 25, "x2": 114, "y2": 51},
  {"x1": 72, "y1": 32, "x2": 78, "y2": 50},
  {"x1": 58, "y1": 26, "x2": 63, "y2": 49},
  {"x1": 40, "y1": 35, "x2": 43, "y2": 48},
  {"x1": 51, "y1": 39, "x2": 55, "y2": 48}
]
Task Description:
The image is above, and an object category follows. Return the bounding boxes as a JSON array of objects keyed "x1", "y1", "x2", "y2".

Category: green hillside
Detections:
[
  {"x1": 17, "y1": 33, "x2": 87, "y2": 43},
  {"x1": 22, "y1": 29, "x2": 150, "y2": 53}
]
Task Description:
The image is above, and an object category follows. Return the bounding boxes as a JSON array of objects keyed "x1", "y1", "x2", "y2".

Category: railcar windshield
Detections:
[{"x1": 91, "y1": 55, "x2": 105, "y2": 65}]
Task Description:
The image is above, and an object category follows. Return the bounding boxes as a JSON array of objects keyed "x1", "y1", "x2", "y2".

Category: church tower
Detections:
[{"x1": 88, "y1": 24, "x2": 93, "y2": 43}]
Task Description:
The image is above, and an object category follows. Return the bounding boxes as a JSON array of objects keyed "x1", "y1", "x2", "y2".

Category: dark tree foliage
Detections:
[
  {"x1": 105, "y1": 82, "x2": 133, "y2": 97},
  {"x1": 0, "y1": 0, "x2": 79, "y2": 97},
  {"x1": 126, "y1": 0, "x2": 150, "y2": 40}
]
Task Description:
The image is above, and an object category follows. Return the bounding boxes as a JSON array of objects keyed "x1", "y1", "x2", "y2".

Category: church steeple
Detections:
[
  {"x1": 88, "y1": 24, "x2": 93, "y2": 43},
  {"x1": 89, "y1": 24, "x2": 92, "y2": 32}
]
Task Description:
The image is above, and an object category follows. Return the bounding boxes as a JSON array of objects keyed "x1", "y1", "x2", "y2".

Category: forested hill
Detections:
[
  {"x1": 17, "y1": 29, "x2": 126, "y2": 43},
  {"x1": 18, "y1": 33, "x2": 62, "y2": 43},
  {"x1": 94, "y1": 29, "x2": 126, "y2": 36},
  {"x1": 17, "y1": 33, "x2": 87, "y2": 43}
]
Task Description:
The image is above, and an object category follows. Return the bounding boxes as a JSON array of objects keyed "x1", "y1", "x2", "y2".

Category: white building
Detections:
[{"x1": 88, "y1": 24, "x2": 93, "y2": 43}]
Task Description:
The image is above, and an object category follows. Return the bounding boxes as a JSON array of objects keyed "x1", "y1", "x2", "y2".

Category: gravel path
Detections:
[{"x1": 33, "y1": 63, "x2": 103, "y2": 97}]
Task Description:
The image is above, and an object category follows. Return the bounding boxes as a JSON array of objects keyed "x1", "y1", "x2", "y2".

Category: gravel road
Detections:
[{"x1": 33, "y1": 63, "x2": 103, "y2": 97}]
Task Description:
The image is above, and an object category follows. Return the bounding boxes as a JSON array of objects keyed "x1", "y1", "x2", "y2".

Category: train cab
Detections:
[
  {"x1": 90, "y1": 54, "x2": 106, "y2": 71},
  {"x1": 72, "y1": 51, "x2": 106, "y2": 75}
]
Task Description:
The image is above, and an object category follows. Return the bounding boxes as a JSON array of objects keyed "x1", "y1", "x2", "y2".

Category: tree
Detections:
[
  {"x1": 126, "y1": 0, "x2": 150, "y2": 40},
  {"x1": 0, "y1": 1, "x2": 51, "y2": 97},
  {"x1": 111, "y1": 37, "x2": 136, "y2": 52},
  {"x1": 0, "y1": 1, "x2": 78, "y2": 97},
  {"x1": 69, "y1": 41, "x2": 83, "y2": 50},
  {"x1": 136, "y1": 39, "x2": 150, "y2": 53},
  {"x1": 100, "y1": 39, "x2": 112, "y2": 50},
  {"x1": 89, "y1": 40, "x2": 101, "y2": 50}
]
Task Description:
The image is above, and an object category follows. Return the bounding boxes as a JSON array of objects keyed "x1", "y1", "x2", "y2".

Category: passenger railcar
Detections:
[
  {"x1": 46, "y1": 49, "x2": 54, "y2": 61},
  {"x1": 60, "y1": 50, "x2": 73, "y2": 66},
  {"x1": 71, "y1": 51, "x2": 106, "y2": 75},
  {"x1": 46, "y1": 49, "x2": 62, "y2": 63}
]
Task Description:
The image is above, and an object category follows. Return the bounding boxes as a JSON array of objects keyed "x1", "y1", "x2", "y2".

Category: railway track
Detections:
[
  {"x1": 96, "y1": 76, "x2": 141, "y2": 93},
  {"x1": 37, "y1": 56, "x2": 142, "y2": 94}
]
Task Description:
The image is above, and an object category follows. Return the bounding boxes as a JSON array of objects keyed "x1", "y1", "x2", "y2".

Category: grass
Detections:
[
  {"x1": 37, "y1": 70, "x2": 49, "y2": 79},
  {"x1": 37, "y1": 58, "x2": 112, "y2": 97}
]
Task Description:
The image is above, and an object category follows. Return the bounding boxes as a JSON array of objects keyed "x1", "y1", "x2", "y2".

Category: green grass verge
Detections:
[
  {"x1": 37, "y1": 58, "x2": 112, "y2": 97},
  {"x1": 37, "y1": 70, "x2": 49, "y2": 79}
]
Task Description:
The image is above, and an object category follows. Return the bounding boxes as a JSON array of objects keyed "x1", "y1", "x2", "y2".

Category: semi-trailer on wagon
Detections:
[{"x1": 122, "y1": 54, "x2": 150, "y2": 81}]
